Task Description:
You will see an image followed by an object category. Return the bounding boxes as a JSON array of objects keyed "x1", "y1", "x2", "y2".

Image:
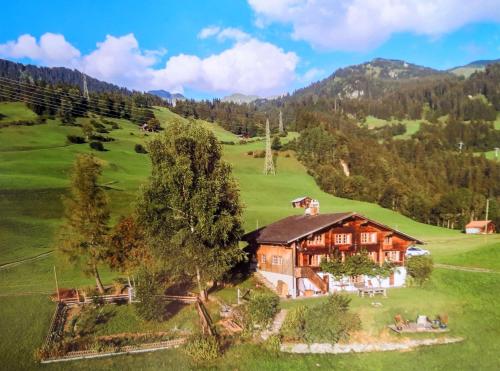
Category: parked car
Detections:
[{"x1": 405, "y1": 246, "x2": 430, "y2": 257}]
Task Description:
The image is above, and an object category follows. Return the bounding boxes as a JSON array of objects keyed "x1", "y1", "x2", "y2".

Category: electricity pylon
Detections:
[
  {"x1": 278, "y1": 109, "x2": 284, "y2": 134},
  {"x1": 263, "y1": 118, "x2": 275, "y2": 175},
  {"x1": 83, "y1": 74, "x2": 90, "y2": 100}
]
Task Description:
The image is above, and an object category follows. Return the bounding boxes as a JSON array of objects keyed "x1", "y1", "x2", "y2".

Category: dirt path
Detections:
[
  {"x1": 0, "y1": 250, "x2": 53, "y2": 271},
  {"x1": 434, "y1": 263, "x2": 498, "y2": 274}
]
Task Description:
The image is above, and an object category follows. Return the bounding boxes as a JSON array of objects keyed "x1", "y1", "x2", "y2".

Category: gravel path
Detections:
[
  {"x1": 281, "y1": 337, "x2": 464, "y2": 354},
  {"x1": 261, "y1": 309, "x2": 288, "y2": 340}
]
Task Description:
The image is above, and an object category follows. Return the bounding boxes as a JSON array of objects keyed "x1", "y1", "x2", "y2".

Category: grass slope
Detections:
[
  {"x1": 0, "y1": 101, "x2": 37, "y2": 126},
  {"x1": 1, "y1": 102, "x2": 499, "y2": 370},
  {"x1": 365, "y1": 115, "x2": 423, "y2": 139}
]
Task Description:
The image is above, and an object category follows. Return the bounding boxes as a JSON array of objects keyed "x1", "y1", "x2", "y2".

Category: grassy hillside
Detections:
[
  {"x1": 0, "y1": 101, "x2": 38, "y2": 126},
  {"x1": 1, "y1": 102, "x2": 500, "y2": 370},
  {"x1": 365, "y1": 115, "x2": 423, "y2": 139}
]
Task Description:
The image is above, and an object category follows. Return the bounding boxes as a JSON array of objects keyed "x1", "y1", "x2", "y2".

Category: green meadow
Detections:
[
  {"x1": 364, "y1": 115, "x2": 423, "y2": 139},
  {"x1": 1, "y1": 102, "x2": 500, "y2": 370}
]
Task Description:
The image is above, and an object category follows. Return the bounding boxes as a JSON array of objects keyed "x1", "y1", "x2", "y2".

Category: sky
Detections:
[{"x1": 1, "y1": 0, "x2": 500, "y2": 99}]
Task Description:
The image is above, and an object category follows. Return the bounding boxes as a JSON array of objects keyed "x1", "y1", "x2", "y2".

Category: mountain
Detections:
[
  {"x1": 449, "y1": 58, "x2": 500, "y2": 77},
  {"x1": 0, "y1": 58, "x2": 132, "y2": 95},
  {"x1": 148, "y1": 89, "x2": 185, "y2": 103},
  {"x1": 292, "y1": 58, "x2": 446, "y2": 100},
  {"x1": 222, "y1": 93, "x2": 260, "y2": 104}
]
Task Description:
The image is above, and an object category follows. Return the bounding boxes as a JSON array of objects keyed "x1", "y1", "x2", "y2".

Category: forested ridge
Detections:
[
  {"x1": 0, "y1": 59, "x2": 167, "y2": 125},
  {"x1": 172, "y1": 60, "x2": 500, "y2": 230}
]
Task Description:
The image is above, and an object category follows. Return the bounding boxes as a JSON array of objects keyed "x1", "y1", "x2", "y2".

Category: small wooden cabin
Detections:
[
  {"x1": 243, "y1": 212, "x2": 423, "y2": 298},
  {"x1": 291, "y1": 196, "x2": 312, "y2": 209},
  {"x1": 465, "y1": 220, "x2": 496, "y2": 234}
]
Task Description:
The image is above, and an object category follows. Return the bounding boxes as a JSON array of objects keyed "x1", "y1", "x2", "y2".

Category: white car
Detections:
[{"x1": 405, "y1": 246, "x2": 430, "y2": 257}]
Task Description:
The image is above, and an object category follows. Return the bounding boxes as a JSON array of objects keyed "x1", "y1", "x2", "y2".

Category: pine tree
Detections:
[
  {"x1": 57, "y1": 154, "x2": 110, "y2": 293},
  {"x1": 137, "y1": 119, "x2": 244, "y2": 301}
]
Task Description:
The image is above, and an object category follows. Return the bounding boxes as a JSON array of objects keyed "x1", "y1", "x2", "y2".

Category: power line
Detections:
[
  {"x1": 0, "y1": 89, "x2": 152, "y2": 126},
  {"x1": 0, "y1": 79, "x2": 153, "y2": 119},
  {"x1": 0, "y1": 76, "x2": 154, "y2": 116}
]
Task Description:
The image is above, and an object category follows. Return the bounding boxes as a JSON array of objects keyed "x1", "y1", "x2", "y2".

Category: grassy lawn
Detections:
[
  {"x1": 364, "y1": 115, "x2": 423, "y2": 139},
  {"x1": 1, "y1": 102, "x2": 500, "y2": 370},
  {"x1": 0, "y1": 101, "x2": 38, "y2": 126}
]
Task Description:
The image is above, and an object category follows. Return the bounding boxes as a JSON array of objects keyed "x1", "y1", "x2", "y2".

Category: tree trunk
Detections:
[
  {"x1": 196, "y1": 265, "x2": 207, "y2": 302},
  {"x1": 93, "y1": 264, "x2": 105, "y2": 294}
]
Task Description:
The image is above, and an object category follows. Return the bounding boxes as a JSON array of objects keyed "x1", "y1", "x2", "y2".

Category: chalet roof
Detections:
[
  {"x1": 465, "y1": 220, "x2": 492, "y2": 228},
  {"x1": 291, "y1": 196, "x2": 311, "y2": 203},
  {"x1": 243, "y1": 212, "x2": 424, "y2": 245}
]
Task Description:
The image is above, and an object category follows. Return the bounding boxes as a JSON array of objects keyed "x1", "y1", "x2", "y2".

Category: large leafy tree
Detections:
[
  {"x1": 57, "y1": 154, "x2": 109, "y2": 293},
  {"x1": 105, "y1": 215, "x2": 149, "y2": 286},
  {"x1": 137, "y1": 120, "x2": 244, "y2": 300}
]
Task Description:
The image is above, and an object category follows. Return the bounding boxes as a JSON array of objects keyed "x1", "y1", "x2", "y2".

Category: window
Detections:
[
  {"x1": 261, "y1": 255, "x2": 266, "y2": 264},
  {"x1": 271, "y1": 255, "x2": 283, "y2": 265},
  {"x1": 385, "y1": 251, "x2": 400, "y2": 262},
  {"x1": 384, "y1": 236, "x2": 393, "y2": 245},
  {"x1": 308, "y1": 233, "x2": 324, "y2": 245},
  {"x1": 360, "y1": 232, "x2": 377, "y2": 244},
  {"x1": 334, "y1": 233, "x2": 352, "y2": 245}
]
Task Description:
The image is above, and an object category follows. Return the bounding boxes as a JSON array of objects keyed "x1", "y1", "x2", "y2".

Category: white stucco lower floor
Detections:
[{"x1": 258, "y1": 267, "x2": 407, "y2": 298}]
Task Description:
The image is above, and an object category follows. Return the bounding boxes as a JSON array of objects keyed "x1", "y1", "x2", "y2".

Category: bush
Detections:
[
  {"x1": 89, "y1": 141, "x2": 105, "y2": 151},
  {"x1": 67, "y1": 134, "x2": 86, "y2": 144},
  {"x1": 263, "y1": 334, "x2": 282, "y2": 354},
  {"x1": 220, "y1": 141, "x2": 235, "y2": 145},
  {"x1": 271, "y1": 136, "x2": 282, "y2": 150},
  {"x1": 281, "y1": 305, "x2": 307, "y2": 341},
  {"x1": 184, "y1": 334, "x2": 221, "y2": 363},
  {"x1": 252, "y1": 150, "x2": 265, "y2": 158},
  {"x1": 90, "y1": 134, "x2": 114, "y2": 142},
  {"x1": 247, "y1": 293, "x2": 280, "y2": 327},
  {"x1": 134, "y1": 143, "x2": 148, "y2": 154},
  {"x1": 135, "y1": 270, "x2": 167, "y2": 321},
  {"x1": 303, "y1": 294, "x2": 361, "y2": 344},
  {"x1": 406, "y1": 255, "x2": 433, "y2": 286},
  {"x1": 246, "y1": 151, "x2": 254, "y2": 156}
]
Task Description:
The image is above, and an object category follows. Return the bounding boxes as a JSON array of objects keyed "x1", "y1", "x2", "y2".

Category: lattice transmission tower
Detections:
[
  {"x1": 263, "y1": 118, "x2": 275, "y2": 175},
  {"x1": 278, "y1": 109, "x2": 284, "y2": 134},
  {"x1": 82, "y1": 74, "x2": 90, "y2": 100}
]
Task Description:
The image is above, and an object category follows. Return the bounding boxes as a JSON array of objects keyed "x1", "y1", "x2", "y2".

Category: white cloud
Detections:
[
  {"x1": 198, "y1": 26, "x2": 251, "y2": 42},
  {"x1": 0, "y1": 32, "x2": 299, "y2": 96},
  {"x1": 248, "y1": 0, "x2": 500, "y2": 51},
  {"x1": 198, "y1": 26, "x2": 221, "y2": 39},
  {"x1": 0, "y1": 33, "x2": 80, "y2": 66},
  {"x1": 154, "y1": 38, "x2": 298, "y2": 95}
]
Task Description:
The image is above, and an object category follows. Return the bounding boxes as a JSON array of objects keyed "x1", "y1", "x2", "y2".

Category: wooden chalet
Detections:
[
  {"x1": 243, "y1": 212, "x2": 423, "y2": 298},
  {"x1": 465, "y1": 220, "x2": 496, "y2": 234}
]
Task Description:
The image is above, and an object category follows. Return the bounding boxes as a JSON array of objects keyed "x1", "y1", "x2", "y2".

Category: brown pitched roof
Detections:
[
  {"x1": 243, "y1": 212, "x2": 423, "y2": 245},
  {"x1": 466, "y1": 220, "x2": 492, "y2": 228}
]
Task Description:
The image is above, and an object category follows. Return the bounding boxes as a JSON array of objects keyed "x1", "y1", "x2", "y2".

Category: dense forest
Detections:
[{"x1": 173, "y1": 61, "x2": 500, "y2": 230}]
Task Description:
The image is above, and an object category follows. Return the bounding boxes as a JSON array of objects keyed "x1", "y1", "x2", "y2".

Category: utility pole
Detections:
[
  {"x1": 263, "y1": 118, "x2": 275, "y2": 175},
  {"x1": 278, "y1": 110, "x2": 284, "y2": 134},
  {"x1": 82, "y1": 74, "x2": 90, "y2": 100},
  {"x1": 53, "y1": 266, "x2": 60, "y2": 302},
  {"x1": 485, "y1": 198, "x2": 490, "y2": 221}
]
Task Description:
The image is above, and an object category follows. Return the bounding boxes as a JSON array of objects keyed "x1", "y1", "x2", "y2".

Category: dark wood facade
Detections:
[{"x1": 250, "y1": 213, "x2": 421, "y2": 295}]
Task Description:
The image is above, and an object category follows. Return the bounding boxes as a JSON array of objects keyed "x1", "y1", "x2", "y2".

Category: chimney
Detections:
[{"x1": 305, "y1": 199, "x2": 320, "y2": 216}]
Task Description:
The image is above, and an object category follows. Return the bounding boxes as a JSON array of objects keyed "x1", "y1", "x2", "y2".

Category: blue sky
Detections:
[{"x1": 1, "y1": 0, "x2": 500, "y2": 99}]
